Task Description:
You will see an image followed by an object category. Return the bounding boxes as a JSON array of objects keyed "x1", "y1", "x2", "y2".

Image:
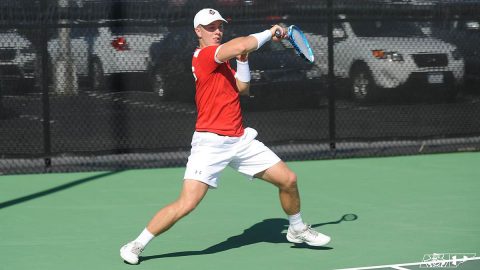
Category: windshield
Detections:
[{"x1": 350, "y1": 20, "x2": 425, "y2": 37}]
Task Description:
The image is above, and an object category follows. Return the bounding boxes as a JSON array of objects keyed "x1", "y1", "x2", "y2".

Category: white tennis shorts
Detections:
[{"x1": 184, "y1": 127, "x2": 281, "y2": 188}]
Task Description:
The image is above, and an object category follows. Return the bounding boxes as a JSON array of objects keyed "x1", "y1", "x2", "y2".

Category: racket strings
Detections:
[{"x1": 290, "y1": 27, "x2": 314, "y2": 62}]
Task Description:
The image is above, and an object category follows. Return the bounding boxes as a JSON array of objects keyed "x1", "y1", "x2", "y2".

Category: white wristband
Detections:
[
  {"x1": 235, "y1": 60, "x2": 251, "y2": 83},
  {"x1": 249, "y1": 30, "x2": 272, "y2": 50}
]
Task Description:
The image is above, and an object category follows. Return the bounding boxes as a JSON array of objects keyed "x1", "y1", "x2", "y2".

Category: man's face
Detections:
[{"x1": 196, "y1": 20, "x2": 224, "y2": 47}]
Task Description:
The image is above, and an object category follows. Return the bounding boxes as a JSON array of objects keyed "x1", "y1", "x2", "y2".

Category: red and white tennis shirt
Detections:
[{"x1": 191, "y1": 45, "x2": 245, "y2": 137}]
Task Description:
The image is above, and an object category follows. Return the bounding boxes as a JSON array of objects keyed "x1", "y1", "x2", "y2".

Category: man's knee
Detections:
[
  {"x1": 277, "y1": 169, "x2": 297, "y2": 190},
  {"x1": 259, "y1": 162, "x2": 298, "y2": 190},
  {"x1": 285, "y1": 170, "x2": 298, "y2": 188},
  {"x1": 175, "y1": 179, "x2": 208, "y2": 217}
]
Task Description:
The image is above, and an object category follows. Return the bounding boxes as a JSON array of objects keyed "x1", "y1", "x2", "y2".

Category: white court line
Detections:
[
  {"x1": 391, "y1": 266, "x2": 410, "y2": 270},
  {"x1": 335, "y1": 256, "x2": 480, "y2": 270}
]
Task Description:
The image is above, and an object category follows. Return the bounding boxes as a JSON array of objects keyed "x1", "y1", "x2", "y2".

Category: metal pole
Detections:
[
  {"x1": 54, "y1": 0, "x2": 78, "y2": 95},
  {"x1": 40, "y1": 0, "x2": 52, "y2": 171},
  {"x1": 327, "y1": 0, "x2": 336, "y2": 156}
]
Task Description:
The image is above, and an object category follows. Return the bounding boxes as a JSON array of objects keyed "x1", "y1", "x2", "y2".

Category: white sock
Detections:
[
  {"x1": 134, "y1": 228, "x2": 155, "y2": 247},
  {"x1": 288, "y1": 212, "x2": 307, "y2": 232}
]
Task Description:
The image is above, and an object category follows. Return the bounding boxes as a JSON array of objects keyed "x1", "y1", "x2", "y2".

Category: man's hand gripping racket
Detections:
[{"x1": 275, "y1": 25, "x2": 315, "y2": 63}]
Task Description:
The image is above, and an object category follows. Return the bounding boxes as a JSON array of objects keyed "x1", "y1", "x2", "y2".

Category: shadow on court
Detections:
[
  {"x1": 141, "y1": 214, "x2": 358, "y2": 262},
  {"x1": 0, "y1": 171, "x2": 121, "y2": 209}
]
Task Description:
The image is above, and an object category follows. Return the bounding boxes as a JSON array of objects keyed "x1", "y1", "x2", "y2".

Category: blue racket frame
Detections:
[{"x1": 287, "y1": 25, "x2": 315, "y2": 63}]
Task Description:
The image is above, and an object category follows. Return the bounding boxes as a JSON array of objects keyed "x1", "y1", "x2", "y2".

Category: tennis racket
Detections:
[{"x1": 275, "y1": 25, "x2": 314, "y2": 63}]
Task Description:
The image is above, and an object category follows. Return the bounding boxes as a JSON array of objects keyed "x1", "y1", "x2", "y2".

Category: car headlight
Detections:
[
  {"x1": 452, "y1": 48, "x2": 463, "y2": 61},
  {"x1": 372, "y1": 50, "x2": 404, "y2": 62},
  {"x1": 465, "y1": 21, "x2": 480, "y2": 30}
]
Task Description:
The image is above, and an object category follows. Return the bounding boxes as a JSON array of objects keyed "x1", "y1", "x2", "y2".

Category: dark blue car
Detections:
[{"x1": 147, "y1": 24, "x2": 324, "y2": 110}]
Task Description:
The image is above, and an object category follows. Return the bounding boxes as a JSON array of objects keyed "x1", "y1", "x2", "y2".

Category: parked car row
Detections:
[
  {"x1": 146, "y1": 17, "x2": 470, "y2": 105},
  {"x1": 1, "y1": 24, "x2": 167, "y2": 94},
  {"x1": 1, "y1": 15, "x2": 478, "y2": 106}
]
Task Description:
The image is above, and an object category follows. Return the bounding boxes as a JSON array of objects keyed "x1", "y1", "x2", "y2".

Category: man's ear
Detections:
[{"x1": 194, "y1": 27, "x2": 202, "y2": 39}]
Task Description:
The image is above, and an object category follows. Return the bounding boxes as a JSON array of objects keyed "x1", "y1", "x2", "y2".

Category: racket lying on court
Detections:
[{"x1": 275, "y1": 25, "x2": 315, "y2": 63}]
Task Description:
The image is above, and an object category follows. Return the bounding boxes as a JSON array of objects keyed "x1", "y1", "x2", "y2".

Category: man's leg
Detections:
[
  {"x1": 120, "y1": 179, "x2": 209, "y2": 264},
  {"x1": 147, "y1": 179, "x2": 209, "y2": 235},
  {"x1": 255, "y1": 161, "x2": 331, "y2": 246},
  {"x1": 254, "y1": 161, "x2": 300, "y2": 215}
]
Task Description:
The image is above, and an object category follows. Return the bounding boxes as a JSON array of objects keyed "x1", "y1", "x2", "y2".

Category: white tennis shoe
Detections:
[
  {"x1": 286, "y1": 225, "x2": 331, "y2": 246},
  {"x1": 120, "y1": 241, "x2": 144, "y2": 264}
]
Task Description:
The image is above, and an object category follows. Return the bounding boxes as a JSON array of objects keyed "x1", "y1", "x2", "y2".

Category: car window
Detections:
[
  {"x1": 110, "y1": 26, "x2": 166, "y2": 35},
  {"x1": 350, "y1": 20, "x2": 425, "y2": 37},
  {"x1": 298, "y1": 23, "x2": 328, "y2": 36},
  {"x1": 0, "y1": 29, "x2": 17, "y2": 34},
  {"x1": 70, "y1": 27, "x2": 99, "y2": 38}
]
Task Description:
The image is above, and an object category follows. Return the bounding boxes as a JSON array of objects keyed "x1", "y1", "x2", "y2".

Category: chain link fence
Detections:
[{"x1": 1, "y1": 0, "x2": 479, "y2": 174}]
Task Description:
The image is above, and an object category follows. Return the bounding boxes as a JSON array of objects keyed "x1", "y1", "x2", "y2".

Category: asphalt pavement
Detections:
[{"x1": 1, "y1": 89, "x2": 479, "y2": 167}]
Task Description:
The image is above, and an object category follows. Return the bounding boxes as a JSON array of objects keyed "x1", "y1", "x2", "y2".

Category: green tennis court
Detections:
[{"x1": 1, "y1": 152, "x2": 479, "y2": 270}]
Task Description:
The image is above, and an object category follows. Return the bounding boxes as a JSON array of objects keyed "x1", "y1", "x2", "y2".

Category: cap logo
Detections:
[{"x1": 209, "y1": 9, "x2": 215, "y2": 15}]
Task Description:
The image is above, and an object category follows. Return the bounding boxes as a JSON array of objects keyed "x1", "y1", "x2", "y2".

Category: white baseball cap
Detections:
[{"x1": 193, "y1": 8, "x2": 227, "y2": 28}]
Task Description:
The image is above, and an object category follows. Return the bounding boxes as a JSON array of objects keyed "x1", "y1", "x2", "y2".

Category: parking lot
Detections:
[{"x1": 1, "y1": 86, "x2": 479, "y2": 160}]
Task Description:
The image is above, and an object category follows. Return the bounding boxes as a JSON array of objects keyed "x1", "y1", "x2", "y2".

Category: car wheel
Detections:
[
  {"x1": 90, "y1": 59, "x2": 105, "y2": 91},
  {"x1": 351, "y1": 64, "x2": 376, "y2": 102},
  {"x1": 151, "y1": 67, "x2": 170, "y2": 101}
]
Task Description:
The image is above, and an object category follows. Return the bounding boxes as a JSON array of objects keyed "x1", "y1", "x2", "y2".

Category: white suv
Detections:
[
  {"x1": 328, "y1": 15, "x2": 464, "y2": 101},
  {"x1": 48, "y1": 23, "x2": 166, "y2": 91}
]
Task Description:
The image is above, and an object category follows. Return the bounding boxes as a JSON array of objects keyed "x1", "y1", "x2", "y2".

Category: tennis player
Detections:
[{"x1": 120, "y1": 8, "x2": 330, "y2": 265}]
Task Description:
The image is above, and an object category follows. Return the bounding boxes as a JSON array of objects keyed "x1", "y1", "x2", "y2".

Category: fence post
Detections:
[
  {"x1": 327, "y1": 0, "x2": 336, "y2": 156},
  {"x1": 40, "y1": 0, "x2": 52, "y2": 171}
]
